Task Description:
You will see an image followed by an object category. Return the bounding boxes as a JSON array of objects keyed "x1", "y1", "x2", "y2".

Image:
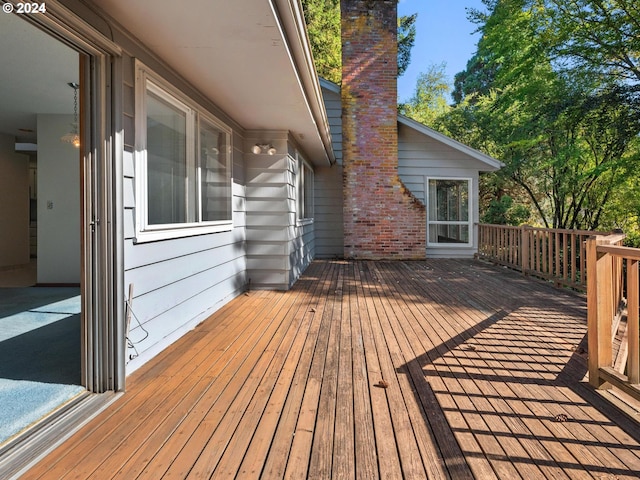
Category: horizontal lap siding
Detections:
[
  {"x1": 398, "y1": 124, "x2": 481, "y2": 258},
  {"x1": 317, "y1": 83, "x2": 344, "y2": 258},
  {"x1": 121, "y1": 53, "x2": 247, "y2": 373},
  {"x1": 246, "y1": 154, "x2": 295, "y2": 290},
  {"x1": 323, "y1": 88, "x2": 343, "y2": 166},
  {"x1": 314, "y1": 165, "x2": 344, "y2": 258},
  {"x1": 290, "y1": 222, "x2": 314, "y2": 285}
]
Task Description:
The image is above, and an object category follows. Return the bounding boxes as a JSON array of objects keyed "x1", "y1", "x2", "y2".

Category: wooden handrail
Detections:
[
  {"x1": 598, "y1": 244, "x2": 640, "y2": 261},
  {"x1": 477, "y1": 224, "x2": 606, "y2": 291},
  {"x1": 586, "y1": 233, "x2": 640, "y2": 402}
]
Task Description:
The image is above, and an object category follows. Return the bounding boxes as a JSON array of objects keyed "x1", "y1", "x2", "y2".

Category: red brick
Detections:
[{"x1": 340, "y1": 0, "x2": 426, "y2": 260}]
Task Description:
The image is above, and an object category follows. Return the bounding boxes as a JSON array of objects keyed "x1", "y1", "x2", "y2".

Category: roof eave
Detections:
[{"x1": 272, "y1": 0, "x2": 336, "y2": 166}]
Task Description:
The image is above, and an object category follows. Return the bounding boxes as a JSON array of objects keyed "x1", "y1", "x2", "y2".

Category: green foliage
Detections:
[
  {"x1": 441, "y1": 0, "x2": 640, "y2": 231},
  {"x1": 301, "y1": 0, "x2": 341, "y2": 83},
  {"x1": 544, "y1": 0, "x2": 640, "y2": 84},
  {"x1": 397, "y1": 14, "x2": 417, "y2": 77},
  {"x1": 399, "y1": 63, "x2": 451, "y2": 126},
  {"x1": 482, "y1": 195, "x2": 531, "y2": 225},
  {"x1": 625, "y1": 231, "x2": 640, "y2": 248},
  {"x1": 301, "y1": 1, "x2": 417, "y2": 82}
]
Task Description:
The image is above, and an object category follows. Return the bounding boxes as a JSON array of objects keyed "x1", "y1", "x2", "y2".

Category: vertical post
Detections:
[
  {"x1": 628, "y1": 258, "x2": 639, "y2": 384},
  {"x1": 587, "y1": 236, "x2": 613, "y2": 388},
  {"x1": 586, "y1": 236, "x2": 600, "y2": 387},
  {"x1": 521, "y1": 225, "x2": 529, "y2": 275},
  {"x1": 562, "y1": 232, "x2": 568, "y2": 283},
  {"x1": 551, "y1": 232, "x2": 566, "y2": 283}
]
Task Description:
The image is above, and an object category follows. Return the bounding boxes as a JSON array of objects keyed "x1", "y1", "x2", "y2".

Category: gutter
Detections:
[{"x1": 269, "y1": 0, "x2": 336, "y2": 166}]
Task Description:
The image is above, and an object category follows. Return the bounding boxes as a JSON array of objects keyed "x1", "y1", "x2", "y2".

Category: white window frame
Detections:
[
  {"x1": 134, "y1": 61, "x2": 233, "y2": 242},
  {"x1": 296, "y1": 153, "x2": 314, "y2": 225},
  {"x1": 426, "y1": 177, "x2": 473, "y2": 247}
]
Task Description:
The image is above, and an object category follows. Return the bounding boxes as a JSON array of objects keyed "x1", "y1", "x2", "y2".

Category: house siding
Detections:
[
  {"x1": 290, "y1": 222, "x2": 314, "y2": 284},
  {"x1": 245, "y1": 136, "x2": 315, "y2": 290},
  {"x1": 245, "y1": 149, "x2": 293, "y2": 290},
  {"x1": 315, "y1": 83, "x2": 345, "y2": 259},
  {"x1": 398, "y1": 123, "x2": 482, "y2": 258},
  {"x1": 314, "y1": 164, "x2": 344, "y2": 258},
  {"x1": 320, "y1": 81, "x2": 343, "y2": 166},
  {"x1": 119, "y1": 51, "x2": 248, "y2": 372}
]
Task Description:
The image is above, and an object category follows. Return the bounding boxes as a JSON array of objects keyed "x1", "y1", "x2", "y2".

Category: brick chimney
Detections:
[{"x1": 341, "y1": 0, "x2": 426, "y2": 259}]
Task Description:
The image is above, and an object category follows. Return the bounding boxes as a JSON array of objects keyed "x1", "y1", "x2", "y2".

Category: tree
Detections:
[
  {"x1": 482, "y1": 195, "x2": 531, "y2": 225},
  {"x1": 397, "y1": 14, "x2": 417, "y2": 77},
  {"x1": 399, "y1": 63, "x2": 451, "y2": 125},
  {"x1": 544, "y1": 0, "x2": 640, "y2": 84},
  {"x1": 301, "y1": 0, "x2": 341, "y2": 83},
  {"x1": 444, "y1": 0, "x2": 640, "y2": 230}
]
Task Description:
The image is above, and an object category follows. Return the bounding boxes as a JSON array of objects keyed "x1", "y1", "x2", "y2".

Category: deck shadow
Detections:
[{"x1": 390, "y1": 260, "x2": 640, "y2": 478}]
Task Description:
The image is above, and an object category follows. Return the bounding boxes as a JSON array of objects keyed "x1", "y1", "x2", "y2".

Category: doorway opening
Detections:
[{"x1": 0, "y1": 12, "x2": 85, "y2": 446}]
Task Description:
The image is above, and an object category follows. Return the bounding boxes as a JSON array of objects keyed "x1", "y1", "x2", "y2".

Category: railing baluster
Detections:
[
  {"x1": 562, "y1": 232, "x2": 568, "y2": 283},
  {"x1": 551, "y1": 232, "x2": 564, "y2": 280},
  {"x1": 479, "y1": 225, "x2": 638, "y2": 399}
]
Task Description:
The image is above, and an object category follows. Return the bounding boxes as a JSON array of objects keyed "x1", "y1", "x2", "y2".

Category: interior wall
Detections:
[
  {"x1": 0, "y1": 133, "x2": 29, "y2": 268},
  {"x1": 36, "y1": 114, "x2": 81, "y2": 283}
]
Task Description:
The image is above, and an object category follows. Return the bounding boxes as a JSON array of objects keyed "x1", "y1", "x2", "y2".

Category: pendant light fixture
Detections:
[{"x1": 60, "y1": 82, "x2": 80, "y2": 148}]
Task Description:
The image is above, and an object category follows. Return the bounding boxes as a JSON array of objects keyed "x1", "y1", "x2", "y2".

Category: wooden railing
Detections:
[
  {"x1": 477, "y1": 224, "x2": 603, "y2": 291},
  {"x1": 586, "y1": 233, "x2": 640, "y2": 401}
]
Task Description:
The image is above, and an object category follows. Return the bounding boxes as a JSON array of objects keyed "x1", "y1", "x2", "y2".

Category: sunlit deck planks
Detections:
[{"x1": 22, "y1": 259, "x2": 640, "y2": 479}]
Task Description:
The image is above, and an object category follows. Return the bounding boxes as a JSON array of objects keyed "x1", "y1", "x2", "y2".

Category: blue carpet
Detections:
[
  {"x1": 0, "y1": 379, "x2": 84, "y2": 443},
  {"x1": 0, "y1": 292, "x2": 81, "y2": 342},
  {"x1": 0, "y1": 288, "x2": 84, "y2": 445}
]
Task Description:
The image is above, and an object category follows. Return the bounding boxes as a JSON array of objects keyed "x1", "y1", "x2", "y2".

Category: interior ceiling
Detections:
[{"x1": 0, "y1": 13, "x2": 78, "y2": 144}]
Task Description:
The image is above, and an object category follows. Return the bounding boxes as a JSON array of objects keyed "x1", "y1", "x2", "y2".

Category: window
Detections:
[
  {"x1": 297, "y1": 155, "x2": 314, "y2": 222},
  {"x1": 427, "y1": 178, "x2": 472, "y2": 246},
  {"x1": 135, "y1": 62, "x2": 232, "y2": 242}
]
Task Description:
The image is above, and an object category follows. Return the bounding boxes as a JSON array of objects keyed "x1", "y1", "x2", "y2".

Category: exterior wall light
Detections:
[{"x1": 252, "y1": 143, "x2": 277, "y2": 155}]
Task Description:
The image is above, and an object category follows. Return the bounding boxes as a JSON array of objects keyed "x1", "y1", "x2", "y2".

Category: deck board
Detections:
[{"x1": 21, "y1": 259, "x2": 640, "y2": 479}]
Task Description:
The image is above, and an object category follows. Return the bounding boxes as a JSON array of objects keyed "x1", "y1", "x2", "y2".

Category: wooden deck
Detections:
[{"x1": 22, "y1": 259, "x2": 640, "y2": 479}]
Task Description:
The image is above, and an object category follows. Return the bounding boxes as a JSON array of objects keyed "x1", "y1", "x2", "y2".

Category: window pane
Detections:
[
  {"x1": 304, "y1": 163, "x2": 314, "y2": 218},
  {"x1": 428, "y1": 179, "x2": 471, "y2": 245},
  {"x1": 429, "y1": 224, "x2": 470, "y2": 243},
  {"x1": 297, "y1": 161, "x2": 304, "y2": 219},
  {"x1": 200, "y1": 120, "x2": 230, "y2": 222},
  {"x1": 146, "y1": 90, "x2": 191, "y2": 225},
  {"x1": 429, "y1": 179, "x2": 469, "y2": 222}
]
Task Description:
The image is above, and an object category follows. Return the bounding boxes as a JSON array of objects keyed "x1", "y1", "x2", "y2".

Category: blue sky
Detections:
[{"x1": 397, "y1": 0, "x2": 487, "y2": 102}]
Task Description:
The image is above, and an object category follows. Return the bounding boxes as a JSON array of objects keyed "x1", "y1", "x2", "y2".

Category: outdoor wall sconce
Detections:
[{"x1": 252, "y1": 143, "x2": 277, "y2": 155}]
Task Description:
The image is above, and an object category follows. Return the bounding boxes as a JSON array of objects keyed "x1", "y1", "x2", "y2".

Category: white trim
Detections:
[
  {"x1": 426, "y1": 176, "x2": 474, "y2": 248},
  {"x1": 270, "y1": 0, "x2": 335, "y2": 166},
  {"x1": 296, "y1": 151, "x2": 314, "y2": 222},
  {"x1": 134, "y1": 61, "x2": 233, "y2": 243}
]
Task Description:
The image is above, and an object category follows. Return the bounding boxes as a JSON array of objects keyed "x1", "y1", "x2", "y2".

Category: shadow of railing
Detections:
[{"x1": 377, "y1": 259, "x2": 640, "y2": 479}]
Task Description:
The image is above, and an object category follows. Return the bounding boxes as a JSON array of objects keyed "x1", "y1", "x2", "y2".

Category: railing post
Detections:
[
  {"x1": 521, "y1": 225, "x2": 529, "y2": 275},
  {"x1": 628, "y1": 258, "x2": 639, "y2": 385},
  {"x1": 587, "y1": 236, "x2": 613, "y2": 388}
]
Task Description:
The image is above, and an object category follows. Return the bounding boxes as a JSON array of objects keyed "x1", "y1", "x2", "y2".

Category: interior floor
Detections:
[
  {"x1": 0, "y1": 261, "x2": 37, "y2": 288},
  {"x1": 0, "y1": 283, "x2": 83, "y2": 445}
]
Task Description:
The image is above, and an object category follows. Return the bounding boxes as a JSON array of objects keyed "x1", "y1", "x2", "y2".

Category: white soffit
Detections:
[{"x1": 91, "y1": 0, "x2": 331, "y2": 164}]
